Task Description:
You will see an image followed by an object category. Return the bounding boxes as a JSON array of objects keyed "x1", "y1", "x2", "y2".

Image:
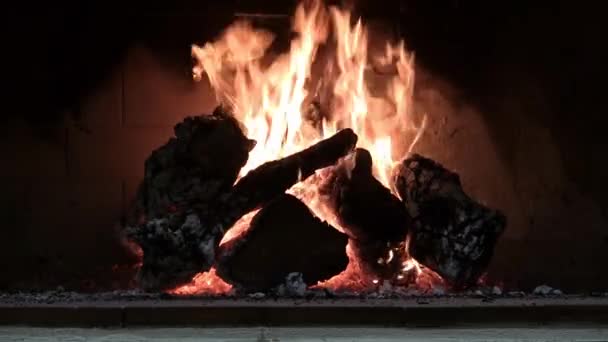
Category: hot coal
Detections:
[
  {"x1": 393, "y1": 154, "x2": 506, "y2": 288},
  {"x1": 319, "y1": 148, "x2": 410, "y2": 279},
  {"x1": 216, "y1": 194, "x2": 349, "y2": 292},
  {"x1": 349, "y1": 239, "x2": 408, "y2": 282},
  {"x1": 127, "y1": 118, "x2": 357, "y2": 291}
]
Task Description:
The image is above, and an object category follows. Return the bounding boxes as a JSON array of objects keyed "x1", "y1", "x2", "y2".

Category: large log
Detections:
[
  {"x1": 392, "y1": 154, "x2": 507, "y2": 288},
  {"x1": 128, "y1": 128, "x2": 358, "y2": 291},
  {"x1": 135, "y1": 106, "x2": 255, "y2": 221},
  {"x1": 319, "y1": 148, "x2": 411, "y2": 279},
  {"x1": 216, "y1": 194, "x2": 349, "y2": 292}
]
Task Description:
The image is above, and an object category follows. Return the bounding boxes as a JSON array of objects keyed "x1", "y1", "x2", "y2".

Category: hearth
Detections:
[{"x1": 2, "y1": 0, "x2": 608, "y2": 304}]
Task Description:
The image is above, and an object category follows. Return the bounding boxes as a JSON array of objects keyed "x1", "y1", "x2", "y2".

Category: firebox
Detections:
[{"x1": 2, "y1": 0, "x2": 608, "y2": 311}]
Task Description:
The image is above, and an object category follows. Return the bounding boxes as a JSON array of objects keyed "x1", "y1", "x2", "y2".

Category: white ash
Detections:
[
  {"x1": 275, "y1": 273, "x2": 308, "y2": 297},
  {"x1": 492, "y1": 286, "x2": 503, "y2": 296},
  {"x1": 533, "y1": 284, "x2": 563, "y2": 296},
  {"x1": 248, "y1": 292, "x2": 266, "y2": 299}
]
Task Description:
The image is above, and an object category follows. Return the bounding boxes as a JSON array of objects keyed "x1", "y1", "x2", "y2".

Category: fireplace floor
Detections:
[
  {"x1": 2, "y1": 327, "x2": 608, "y2": 341},
  {"x1": 1, "y1": 291, "x2": 607, "y2": 327}
]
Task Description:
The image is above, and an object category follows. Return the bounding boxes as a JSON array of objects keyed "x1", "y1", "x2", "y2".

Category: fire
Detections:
[
  {"x1": 170, "y1": 268, "x2": 232, "y2": 296},
  {"x1": 172, "y1": 0, "x2": 437, "y2": 295}
]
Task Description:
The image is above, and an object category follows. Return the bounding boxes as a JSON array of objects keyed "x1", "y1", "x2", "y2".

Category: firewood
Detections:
[
  {"x1": 216, "y1": 194, "x2": 349, "y2": 292},
  {"x1": 128, "y1": 128, "x2": 357, "y2": 291},
  {"x1": 320, "y1": 148, "x2": 410, "y2": 242},
  {"x1": 392, "y1": 154, "x2": 507, "y2": 288},
  {"x1": 136, "y1": 106, "x2": 255, "y2": 221},
  {"x1": 230, "y1": 128, "x2": 359, "y2": 211},
  {"x1": 318, "y1": 148, "x2": 411, "y2": 278}
]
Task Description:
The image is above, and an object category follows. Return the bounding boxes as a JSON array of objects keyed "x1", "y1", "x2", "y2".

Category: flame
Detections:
[{"x1": 175, "y1": 0, "x2": 435, "y2": 295}]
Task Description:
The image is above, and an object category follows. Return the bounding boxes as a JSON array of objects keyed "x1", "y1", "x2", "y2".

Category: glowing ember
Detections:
[
  {"x1": 173, "y1": 0, "x2": 438, "y2": 295},
  {"x1": 170, "y1": 268, "x2": 232, "y2": 296}
]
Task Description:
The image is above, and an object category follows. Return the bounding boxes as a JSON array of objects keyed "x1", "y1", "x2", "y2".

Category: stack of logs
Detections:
[{"x1": 127, "y1": 107, "x2": 506, "y2": 293}]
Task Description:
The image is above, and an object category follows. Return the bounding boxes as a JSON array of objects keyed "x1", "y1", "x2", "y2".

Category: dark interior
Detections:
[{"x1": 2, "y1": 0, "x2": 607, "y2": 292}]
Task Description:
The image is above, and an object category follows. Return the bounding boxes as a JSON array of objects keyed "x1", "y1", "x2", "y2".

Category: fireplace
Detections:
[{"x1": 2, "y1": 0, "x2": 608, "y2": 303}]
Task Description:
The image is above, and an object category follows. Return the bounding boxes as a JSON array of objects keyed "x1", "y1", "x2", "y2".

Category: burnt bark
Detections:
[
  {"x1": 393, "y1": 154, "x2": 507, "y2": 288},
  {"x1": 136, "y1": 106, "x2": 255, "y2": 221},
  {"x1": 216, "y1": 194, "x2": 349, "y2": 292},
  {"x1": 127, "y1": 124, "x2": 357, "y2": 291},
  {"x1": 319, "y1": 148, "x2": 411, "y2": 279}
]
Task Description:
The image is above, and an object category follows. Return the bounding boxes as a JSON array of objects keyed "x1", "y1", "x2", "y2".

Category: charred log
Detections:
[
  {"x1": 128, "y1": 126, "x2": 357, "y2": 291},
  {"x1": 320, "y1": 148, "x2": 410, "y2": 242},
  {"x1": 319, "y1": 148, "x2": 410, "y2": 278},
  {"x1": 198, "y1": 127, "x2": 359, "y2": 236},
  {"x1": 127, "y1": 210, "x2": 216, "y2": 291},
  {"x1": 393, "y1": 154, "x2": 507, "y2": 288},
  {"x1": 216, "y1": 194, "x2": 349, "y2": 292},
  {"x1": 230, "y1": 128, "x2": 358, "y2": 210},
  {"x1": 136, "y1": 106, "x2": 255, "y2": 220}
]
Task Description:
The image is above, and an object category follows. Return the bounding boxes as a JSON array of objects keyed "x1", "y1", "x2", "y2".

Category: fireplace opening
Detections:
[{"x1": 2, "y1": 0, "x2": 608, "y2": 301}]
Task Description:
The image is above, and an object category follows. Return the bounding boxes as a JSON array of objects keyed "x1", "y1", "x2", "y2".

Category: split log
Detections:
[
  {"x1": 230, "y1": 128, "x2": 359, "y2": 210},
  {"x1": 128, "y1": 127, "x2": 357, "y2": 291},
  {"x1": 319, "y1": 148, "x2": 411, "y2": 279},
  {"x1": 320, "y1": 148, "x2": 410, "y2": 242},
  {"x1": 198, "y1": 127, "x2": 359, "y2": 236},
  {"x1": 216, "y1": 194, "x2": 349, "y2": 292},
  {"x1": 392, "y1": 154, "x2": 507, "y2": 288}
]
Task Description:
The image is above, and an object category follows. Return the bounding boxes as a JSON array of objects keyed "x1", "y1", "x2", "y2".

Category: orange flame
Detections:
[{"x1": 172, "y1": 0, "x2": 436, "y2": 295}]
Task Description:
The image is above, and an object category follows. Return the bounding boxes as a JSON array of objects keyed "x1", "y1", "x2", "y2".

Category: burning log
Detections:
[
  {"x1": 319, "y1": 148, "x2": 411, "y2": 279},
  {"x1": 218, "y1": 128, "x2": 359, "y2": 221},
  {"x1": 136, "y1": 106, "x2": 255, "y2": 220},
  {"x1": 392, "y1": 154, "x2": 507, "y2": 288},
  {"x1": 216, "y1": 194, "x2": 349, "y2": 292},
  {"x1": 128, "y1": 124, "x2": 357, "y2": 291}
]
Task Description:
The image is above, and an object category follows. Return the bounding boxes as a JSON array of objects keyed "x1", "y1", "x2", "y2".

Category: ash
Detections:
[
  {"x1": 275, "y1": 273, "x2": 308, "y2": 297},
  {"x1": 0, "y1": 285, "x2": 594, "y2": 305}
]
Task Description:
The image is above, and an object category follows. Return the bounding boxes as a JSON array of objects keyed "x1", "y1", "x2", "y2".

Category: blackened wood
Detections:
[
  {"x1": 393, "y1": 154, "x2": 507, "y2": 288},
  {"x1": 318, "y1": 148, "x2": 411, "y2": 279},
  {"x1": 230, "y1": 128, "x2": 358, "y2": 211},
  {"x1": 128, "y1": 128, "x2": 357, "y2": 291},
  {"x1": 320, "y1": 148, "x2": 410, "y2": 243},
  {"x1": 216, "y1": 194, "x2": 349, "y2": 292},
  {"x1": 127, "y1": 210, "x2": 217, "y2": 291},
  {"x1": 137, "y1": 106, "x2": 255, "y2": 221},
  {"x1": 199, "y1": 128, "x2": 359, "y2": 238}
]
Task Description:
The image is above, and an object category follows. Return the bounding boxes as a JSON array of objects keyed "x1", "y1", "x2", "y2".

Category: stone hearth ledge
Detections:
[{"x1": 1, "y1": 297, "x2": 608, "y2": 327}]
